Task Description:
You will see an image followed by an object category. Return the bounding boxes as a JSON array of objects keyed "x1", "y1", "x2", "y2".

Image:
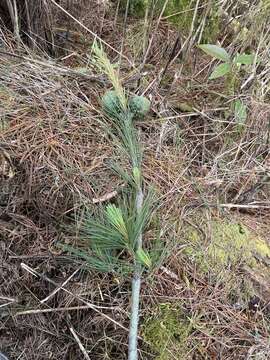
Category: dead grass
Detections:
[{"x1": 0, "y1": 1, "x2": 270, "y2": 359}]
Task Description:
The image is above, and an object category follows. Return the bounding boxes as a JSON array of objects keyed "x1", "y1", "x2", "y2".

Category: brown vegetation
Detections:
[{"x1": 0, "y1": 1, "x2": 270, "y2": 359}]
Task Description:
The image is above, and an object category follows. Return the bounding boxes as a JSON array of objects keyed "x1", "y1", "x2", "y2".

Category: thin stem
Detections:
[
  {"x1": 128, "y1": 274, "x2": 141, "y2": 360},
  {"x1": 128, "y1": 188, "x2": 143, "y2": 360}
]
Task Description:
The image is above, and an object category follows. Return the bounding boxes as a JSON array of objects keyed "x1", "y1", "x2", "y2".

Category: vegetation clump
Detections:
[
  {"x1": 185, "y1": 220, "x2": 270, "y2": 271},
  {"x1": 142, "y1": 304, "x2": 190, "y2": 359}
]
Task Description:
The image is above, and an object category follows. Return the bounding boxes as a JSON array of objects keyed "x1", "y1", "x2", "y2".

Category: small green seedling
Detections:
[
  {"x1": 198, "y1": 44, "x2": 256, "y2": 124},
  {"x1": 64, "y1": 41, "x2": 154, "y2": 360},
  {"x1": 198, "y1": 44, "x2": 256, "y2": 80}
]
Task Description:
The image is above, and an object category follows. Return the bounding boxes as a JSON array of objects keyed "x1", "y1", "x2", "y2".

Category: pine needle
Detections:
[{"x1": 92, "y1": 41, "x2": 127, "y2": 109}]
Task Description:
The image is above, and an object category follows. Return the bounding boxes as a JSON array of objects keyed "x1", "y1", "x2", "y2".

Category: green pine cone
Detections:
[
  {"x1": 129, "y1": 95, "x2": 150, "y2": 119},
  {"x1": 102, "y1": 90, "x2": 122, "y2": 118}
]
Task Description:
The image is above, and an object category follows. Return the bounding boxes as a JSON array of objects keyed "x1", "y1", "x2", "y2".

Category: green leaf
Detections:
[
  {"x1": 59, "y1": 243, "x2": 132, "y2": 274},
  {"x1": 209, "y1": 63, "x2": 231, "y2": 80},
  {"x1": 234, "y1": 99, "x2": 247, "y2": 124},
  {"x1": 198, "y1": 44, "x2": 231, "y2": 62},
  {"x1": 233, "y1": 54, "x2": 255, "y2": 65},
  {"x1": 136, "y1": 248, "x2": 152, "y2": 268}
]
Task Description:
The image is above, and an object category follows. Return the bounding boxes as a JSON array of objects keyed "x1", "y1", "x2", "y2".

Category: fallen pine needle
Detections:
[
  {"x1": 16, "y1": 305, "x2": 119, "y2": 316},
  {"x1": 70, "y1": 327, "x2": 91, "y2": 360}
]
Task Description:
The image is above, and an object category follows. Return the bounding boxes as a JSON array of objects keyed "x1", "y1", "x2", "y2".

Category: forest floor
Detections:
[{"x1": 0, "y1": 1, "x2": 270, "y2": 359}]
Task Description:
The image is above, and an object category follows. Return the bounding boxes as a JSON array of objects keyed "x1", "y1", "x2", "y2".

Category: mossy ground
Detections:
[
  {"x1": 142, "y1": 303, "x2": 191, "y2": 359},
  {"x1": 184, "y1": 217, "x2": 270, "y2": 272},
  {"x1": 143, "y1": 214, "x2": 270, "y2": 358}
]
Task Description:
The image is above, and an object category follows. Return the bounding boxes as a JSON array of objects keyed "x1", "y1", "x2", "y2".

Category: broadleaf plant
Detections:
[
  {"x1": 198, "y1": 43, "x2": 256, "y2": 124},
  {"x1": 233, "y1": 54, "x2": 255, "y2": 65},
  {"x1": 198, "y1": 44, "x2": 230, "y2": 62},
  {"x1": 61, "y1": 41, "x2": 155, "y2": 360},
  {"x1": 209, "y1": 62, "x2": 231, "y2": 80},
  {"x1": 198, "y1": 43, "x2": 256, "y2": 82}
]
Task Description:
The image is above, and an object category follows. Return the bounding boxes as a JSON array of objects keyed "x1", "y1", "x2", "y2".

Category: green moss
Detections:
[
  {"x1": 174, "y1": 102, "x2": 194, "y2": 112},
  {"x1": 254, "y1": 237, "x2": 270, "y2": 258},
  {"x1": 185, "y1": 220, "x2": 270, "y2": 272},
  {"x1": 183, "y1": 218, "x2": 270, "y2": 305},
  {"x1": 142, "y1": 303, "x2": 190, "y2": 359}
]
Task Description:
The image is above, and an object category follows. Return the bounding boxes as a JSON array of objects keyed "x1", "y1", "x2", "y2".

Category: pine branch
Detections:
[
  {"x1": 62, "y1": 42, "x2": 153, "y2": 359},
  {"x1": 92, "y1": 43, "x2": 149, "y2": 358}
]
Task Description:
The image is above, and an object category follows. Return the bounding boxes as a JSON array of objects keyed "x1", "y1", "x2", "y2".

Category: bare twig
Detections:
[
  {"x1": 0, "y1": 352, "x2": 9, "y2": 360},
  {"x1": 16, "y1": 305, "x2": 116, "y2": 316},
  {"x1": 40, "y1": 268, "x2": 79, "y2": 303},
  {"x1": 218, "y1": 203, "x2": 270, "y2": 210},
  {"x1": 92, "y1": 190, "x2": 118, "y2": 204},
  {"x1": 0, "y1": 295, "x2": 16, "y2": 302}
]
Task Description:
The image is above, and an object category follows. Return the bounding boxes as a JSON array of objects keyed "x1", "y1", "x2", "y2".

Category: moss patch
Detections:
[
  {"x1": 185, "y1": 220, "x2": 270, "y2": 273},
  {"x1": 142, "y1": 303, "x2": 191, "y2": 359},
  {"x1": 183, "y1": 217, "x2": 270, "y2": 304}
]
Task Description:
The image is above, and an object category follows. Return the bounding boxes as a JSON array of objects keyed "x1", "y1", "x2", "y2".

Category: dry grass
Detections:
[
  {"x1": 0, "y1": 0, "x2": 54, "y2": 52},
  {"x1": 0, "y1": 1, "x2": 270, "y2": 359}
]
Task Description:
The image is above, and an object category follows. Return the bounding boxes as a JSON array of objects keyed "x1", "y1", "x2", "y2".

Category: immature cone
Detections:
[
  {"x1": 102, "y1": 90, "x2": 123, "y2": 119},
  {"x1": 129, "y1": 95, "x2": 150, "y2": 119},
  {"x1": 102, "y1": 91, "x2": 150, "y2": 120}
]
